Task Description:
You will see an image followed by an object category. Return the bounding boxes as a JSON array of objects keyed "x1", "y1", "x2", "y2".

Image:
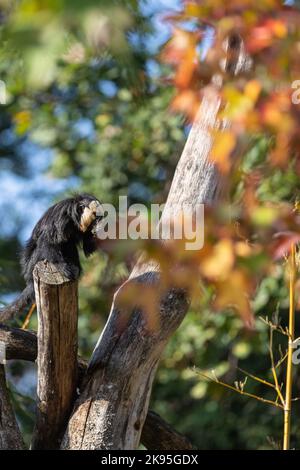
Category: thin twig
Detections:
[
  {"x1": 237, "y1": 367, "x2": 276, "y2": 390},
  {"x1": 194, "y1": 369, "x2": 284, "y2": 410},
  {"x1": 269, "y1": 328, "x2": 285, "y2": 406},
  {"x1": 259, "y1": 316, "x2": 288, "y2": 336}
]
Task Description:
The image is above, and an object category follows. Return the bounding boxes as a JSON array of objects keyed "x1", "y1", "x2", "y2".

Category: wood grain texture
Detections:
[
  {"x1": 31, "y1": 261, "x2": 78, "y2": 449},
  {"x1": 142, "y1": 411, "x2": 194, "y2": 450},
  {"x1": 0, "y1": 324, "x2": 37, "y2": 362},
  {"x1": 0, "y1": 365, "x2": 24, "y2": 450},
  {"x1": 0, "y1": 325, "x2": 194, "y2": 450}
]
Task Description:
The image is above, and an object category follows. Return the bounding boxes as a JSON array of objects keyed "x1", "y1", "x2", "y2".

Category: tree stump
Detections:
[{"x1": 31, "y1": 261, "x2": 78, "y2": 450}]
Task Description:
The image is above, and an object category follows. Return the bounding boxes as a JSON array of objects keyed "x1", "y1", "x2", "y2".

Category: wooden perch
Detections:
[
  {"x1": 31, "y1": 261, "x2": 78, "y2": 450},
  {"x1": 0, "y1": 324, "x2": 194, "y2": 450},
  {"x1": 0, "y1": 365, "x2": 24, "y2": 450}
]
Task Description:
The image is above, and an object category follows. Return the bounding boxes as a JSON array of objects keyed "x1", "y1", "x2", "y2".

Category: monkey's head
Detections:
[
  {"x1": 31, "y1": 194, "x2": 104, "y2": 248},
  {"x1": 76, "y1": 194, "x2": 104, "y2": 235},
  {"x1": 71, "y1": 194, "x2": 104, "y2": 257}
]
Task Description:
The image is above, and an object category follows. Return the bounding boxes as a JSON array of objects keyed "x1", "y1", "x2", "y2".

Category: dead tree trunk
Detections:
[
  {"x1": 61, "y1": 83, "x2": 224, "y2": 450},
  {"x1": 0, "y1": 365, "x2": 24, "y2": 450},
  {"x1": 60, "y1": 35, "x2": 248, "y2": 450},
  {"x1": 0, "y1": 324, "x2": 194, "y2": 450},
  {"x1": 31, "y1": 261, "x2": 78, "y2": 450}
]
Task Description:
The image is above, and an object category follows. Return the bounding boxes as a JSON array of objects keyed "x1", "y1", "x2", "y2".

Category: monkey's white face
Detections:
[{"x1": 79, "y1": 200, "x2": 104, "y2": 232}]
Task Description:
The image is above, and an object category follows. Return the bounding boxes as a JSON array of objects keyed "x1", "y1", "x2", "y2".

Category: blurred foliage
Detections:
[
  {"x1": 0, "y1": 0, "x2": 300, "y2": 450},
  {"x1": 0, "y1": 237, "x2": 23, "y2": 295}
]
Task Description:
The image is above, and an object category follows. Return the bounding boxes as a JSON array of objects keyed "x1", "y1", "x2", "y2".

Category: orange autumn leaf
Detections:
[
  {"x1": 214, "y1": 270, "x2": 254, "y2": 327},
  {"x1": 247, "y1": 18, "x2": 287, "y2": 53},
  {"x1": 262, "y1": 103, "x2": 282, "y2": 128},
  {"x1": 266, "y1": 18, "x2": 287, "y2": 38},
  {"x1": 175, "y1": 47, "x2": 197, "y2": 89},
  {"x1": 261, "y1": 91, "x2": 293, "y2": 131},
  {"x1": 210, "y1": 131, "x2": 236, "y2": 173},
  {"x1": 201, "y1": 238, "x2": 235, "y2": 280},
  {"x1": 235, "y1": 241, "x2": 252, "y2": 257},
  {"x1": 171, "y1": 90, "x2": 200, "y2": 120},
  {"x1": 115, "y1": 280, "x2": 160, "y2": 332},
  {"x1": 162, "y1": 28, "x2": 196, "y2": 65},
  {"x1": 162, "y1": 28, "x2": 198, "y2": 90},
  {"x1": 244, "y1": 79, "x2": 261, "y2": 103}
]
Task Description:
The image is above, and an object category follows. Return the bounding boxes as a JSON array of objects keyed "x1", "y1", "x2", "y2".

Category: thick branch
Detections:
[
  {"x1": 31, "y1": 261, "x2": 78, "y2": 450},
  {"x1": 0, "y1": 365, "x2": 25, "y2": 450},
  {"x1": 142, "y1": 411, "x2": 194, "y2": 450},
  {"x1": 0, "y1": 324, "x2": 194, "y2": 450},
  {"x1": 0, "y1": 324, "x2": 37, "y2": 362}
]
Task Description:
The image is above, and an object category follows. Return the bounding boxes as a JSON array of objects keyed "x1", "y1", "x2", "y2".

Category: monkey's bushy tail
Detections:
[{"x1": 0, "y1": 284, "x2": 34, "y2": 322}]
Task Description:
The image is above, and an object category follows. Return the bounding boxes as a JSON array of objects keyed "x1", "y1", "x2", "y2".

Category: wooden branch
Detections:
[
  {"x1": 0, "y1": 324, "x2": 194, "y2": 450},
  {"x1": 142, "y1": 411, "x2": 194, "y2": 450},
  {"x1": 0, "y1": 365, "x2": 25, "y2": 449},
  {"x1": 0, "y1": 324, "x2": 37, "y2": 362},
  {"x1": 31, "y1": 261, "x2": 78, "y2": 450}
]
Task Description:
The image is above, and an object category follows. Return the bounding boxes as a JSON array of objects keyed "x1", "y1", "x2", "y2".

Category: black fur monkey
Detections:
[{"x1": 0, "y1": 194, "x2": 104, "y2": 322}]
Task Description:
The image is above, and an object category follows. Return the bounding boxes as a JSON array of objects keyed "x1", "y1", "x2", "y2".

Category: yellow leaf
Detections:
[
  {"x1": 210, "y1": 131, "x2": 236, "y2": 173},
  {"x1": 235, "y1": 241, "x2": 252, "y2": 257},
  {"x1": 201, "y1": 238, "x2": 235, "y2": 280},
  {"x1": 251, "y1": 206, "x2": 278, "y2": 226},
  {"x1": 214, "y1": 270, "x2": 253, "y2": 326},
  {"x1": 245, "y1": 80, "x2": 261, "y2": 103},
  {"x1": 14, "y1": 110, "x2": 31, "y2": 135}
]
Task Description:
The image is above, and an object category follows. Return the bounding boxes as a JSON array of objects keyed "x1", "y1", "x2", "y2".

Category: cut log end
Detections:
[{"x1": 33, "y1": 260, "x2": 78, "y2": 285}]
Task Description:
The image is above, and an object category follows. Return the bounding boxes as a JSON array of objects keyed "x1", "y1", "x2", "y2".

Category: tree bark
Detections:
[
  {"x1": 31, "y1": 261, "x2": 78, "y2": 450},
  {"x1": 0, "y1": 365, "x2": 25, "y2": 450},
  {"x1": 0, "y1": 324, "x2": 194, "y2": 450},
  {"x1": 0, "y1": 324, "x2": 37, "y2": 362},
  {"x1": 142, "y1": 411, "x2": 194, "y2": 450}
]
